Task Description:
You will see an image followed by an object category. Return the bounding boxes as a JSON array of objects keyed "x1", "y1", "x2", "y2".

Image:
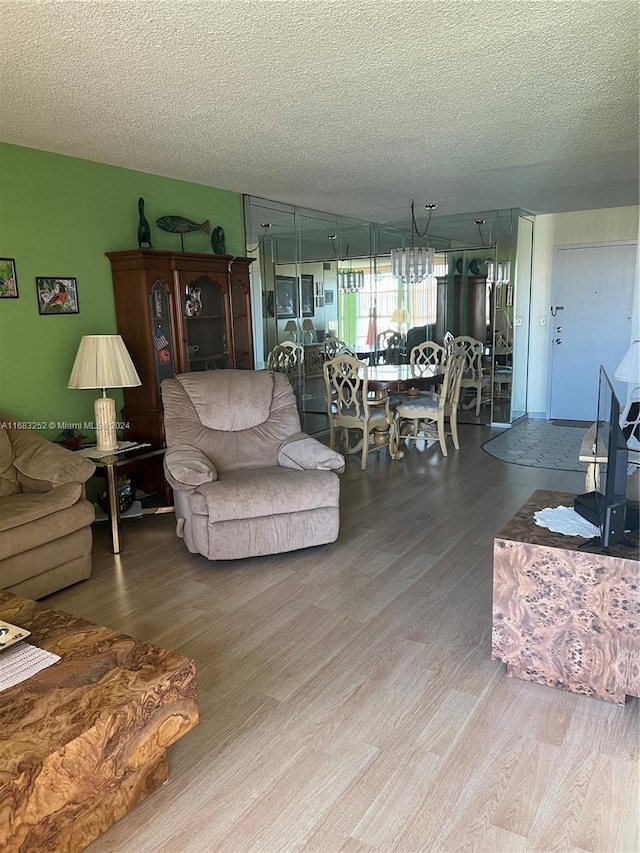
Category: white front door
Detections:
[{"x1": 549, "y1": 242, "x2": 636, "y2": 421}]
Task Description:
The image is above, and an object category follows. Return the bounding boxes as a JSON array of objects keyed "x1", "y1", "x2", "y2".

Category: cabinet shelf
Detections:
[
  {"x1": 189, "y1": 354, "x2": 227, "y2": 363},
  {"x1": 185, "y1": 314, "x2": 225, "y2": 320}
]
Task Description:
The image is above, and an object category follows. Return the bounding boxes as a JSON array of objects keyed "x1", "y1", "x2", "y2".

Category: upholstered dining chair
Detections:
[
  {"x1": 393, "y1": 350, "x2": 466, "y2": 457},
  {"x1": 161, "y1": 370, "x2": 345, "y2": 560},
  {"x1": 450, "y1": 335, "x2": 488, "y2": 416},
  {"x1": 323, "y1": 353, "x2": 395, "y2": 470}
]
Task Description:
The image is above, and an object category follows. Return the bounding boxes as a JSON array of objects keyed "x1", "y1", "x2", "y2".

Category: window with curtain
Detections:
[{"x1": 338, "y1": 254, "x2": 448, "y2": 349}]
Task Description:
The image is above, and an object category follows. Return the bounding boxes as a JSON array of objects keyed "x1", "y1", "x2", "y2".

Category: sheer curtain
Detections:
[{"x1": 338, "y1": 254, "x2": 447, "y2": 349}]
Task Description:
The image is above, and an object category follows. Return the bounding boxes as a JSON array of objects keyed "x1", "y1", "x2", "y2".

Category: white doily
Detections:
[
  {"x1": 0, "y1": 642, "x2": 61, "y2": 691},
  {"x1": 534, "y1": 506, "x2": 600, "y2": 538}
]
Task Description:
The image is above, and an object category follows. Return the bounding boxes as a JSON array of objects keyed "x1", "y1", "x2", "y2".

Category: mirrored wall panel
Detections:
[{"x1": 245, "y1": 197, "x2": 533, "y2": 432}]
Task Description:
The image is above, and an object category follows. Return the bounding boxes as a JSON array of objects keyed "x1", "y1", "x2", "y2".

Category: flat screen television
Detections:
[{"x1": 574, "y1": 365, "x2": 628, "y2": 548}]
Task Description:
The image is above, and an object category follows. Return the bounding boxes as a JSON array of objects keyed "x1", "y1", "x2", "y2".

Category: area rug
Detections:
[{"x1": 482, "y1": 418, "x2": 589, "y2": 473}]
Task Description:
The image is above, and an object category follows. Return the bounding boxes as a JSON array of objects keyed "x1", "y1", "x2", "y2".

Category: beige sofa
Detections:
[
  {"x1": 0, "y1": 420, "x2": 96, "y2": 599},
  {"x1": 161, "y1": 370, "x2": 345, "y2": 561}
]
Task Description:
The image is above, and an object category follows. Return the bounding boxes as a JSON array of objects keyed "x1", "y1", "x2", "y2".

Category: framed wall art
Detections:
[
  {"x1": 36, "y1": 277, "x2": 80, "y2": 315},
  {"x1": 0, "y1": 258, "x2": 18, "y2": 298},
  {"x1": 301, "y1": 274, "x2": 314, "y2": 317},
  {"x1": 275, "y1": 275, "x2": 298, "y2": 319}
]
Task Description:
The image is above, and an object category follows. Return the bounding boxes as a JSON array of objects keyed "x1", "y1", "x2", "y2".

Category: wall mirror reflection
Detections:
[{"x1": 245, "y1": 197, "x2": 533, "y2": 435}]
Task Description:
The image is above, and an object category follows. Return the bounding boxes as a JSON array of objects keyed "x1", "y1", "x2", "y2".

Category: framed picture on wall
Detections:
[
  {"x1": 36, "y1": 277, "x2": 80, "y2": 315},
  {"x1": 301, "y1": 274, "x2": 314, "y2": 317},
  {"x1": 264, "y1": 290, "x2": 275, "y2": 318},
  {"x1": 275, "y1": 275, "x2": 298, "y2": 319},
  {"x1": 0, "y1": 258, "x2": 18, "y2": 298},
  {"x1": 324, "y1": 289, "x2": 334, "y2": 306}
]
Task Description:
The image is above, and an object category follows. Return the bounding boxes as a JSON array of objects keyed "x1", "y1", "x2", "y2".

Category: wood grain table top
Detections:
[
  {"x1": 496, "y1": 488, "x2": 639, "y2": 559},
  {"x1": 0, "y1": 590, "x2": 197, "y2": 765}
]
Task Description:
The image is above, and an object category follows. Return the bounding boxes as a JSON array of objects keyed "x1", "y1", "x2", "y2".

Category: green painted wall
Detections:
[{"x1": 0, "y1": 142, "x2": 245, "y2": 437}]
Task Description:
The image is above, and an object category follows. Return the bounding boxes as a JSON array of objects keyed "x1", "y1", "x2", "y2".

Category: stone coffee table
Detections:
[{"x1": 0, "y1": 591, "x2": 198, "y2": 852}]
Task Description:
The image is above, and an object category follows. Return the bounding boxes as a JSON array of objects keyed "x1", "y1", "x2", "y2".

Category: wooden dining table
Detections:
[
  {"x1": 360, "y1": 364, "x2": 446, "y2": 460},
  {"x1": 366, "y1": 363, "x2": 445, "y2": 395}
]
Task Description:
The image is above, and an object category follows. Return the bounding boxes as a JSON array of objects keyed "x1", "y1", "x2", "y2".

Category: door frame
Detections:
[{"x1": 546, "y1": 239, "x2": 637, "y2": 419}]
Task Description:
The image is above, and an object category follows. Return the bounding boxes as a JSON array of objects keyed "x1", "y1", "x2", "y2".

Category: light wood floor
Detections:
[{"x1": 46, "y1": 424, "x2": 639, "y2": 853}]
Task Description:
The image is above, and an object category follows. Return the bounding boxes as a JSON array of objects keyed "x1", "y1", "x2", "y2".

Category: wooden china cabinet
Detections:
[
  {"x1": 107, "y1": 249, "x2": 254, "y2": 446},
  {"x1": 445, "y1": 274, "x2": 488, "y2": 342}
]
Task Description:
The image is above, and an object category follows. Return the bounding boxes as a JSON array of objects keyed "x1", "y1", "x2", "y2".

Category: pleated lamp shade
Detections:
[
  {"x1": 614, "y1": 340, "x2": 640, "y2": 384},
  {"x1": 68, "y1": 335, "x2": 141, "y2": 452},
  {"x1": 68, "y1": 335, "x2": 141, "y2": 390}
]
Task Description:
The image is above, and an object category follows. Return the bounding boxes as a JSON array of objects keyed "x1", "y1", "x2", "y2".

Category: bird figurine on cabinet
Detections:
[
  {"x1": 211, "y1": 226, "x2": 226, "y2": 254},
  {"x1": 137, "y1": 197, "x2": 153, "y2": 248}
]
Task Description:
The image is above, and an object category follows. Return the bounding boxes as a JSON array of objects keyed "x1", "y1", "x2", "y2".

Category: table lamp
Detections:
[
  {"x1": 302, "y1": 318, "x2": 315, "y2": 344},
  {"x1": 614, "y1": 339, "x2": 640, "y2": 448},
  {"x1": 68, "y1": 335, "x2": 141, "y2": 452},
  {"x1": 284, "y1": 320, "x2": 298, "y2": 342},
  {"x1": 614, "y1": 340, "x2": 640, "y2": 385}
]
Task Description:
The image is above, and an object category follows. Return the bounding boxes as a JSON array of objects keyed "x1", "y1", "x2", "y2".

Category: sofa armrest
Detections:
[
  {"x1": 278, "y1": 432, "x2": 345, "y2": 473},
  {"x1": 164, "y1": 445, "x2": 217, "y2": 491},
  {"x1": 10, "y1": 428, "x2": 95, "y2": 489}
]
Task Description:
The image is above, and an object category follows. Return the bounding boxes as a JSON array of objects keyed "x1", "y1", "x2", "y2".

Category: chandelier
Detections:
[
  {"x1": 486, "y1": 259, "x2": 511, "y2": 284},
  {"x1": 338, "y1": 269, "x2": 365, "y2": 292},
  {"x1": 475, "y1": 220, "x2": 510, "y2": 284},
  {"x1": 328, "y1": 235, "x2": 365, "y2": 293},
  {"x1": 391, "y1": 202, "x2": 438, "y2": 283}
]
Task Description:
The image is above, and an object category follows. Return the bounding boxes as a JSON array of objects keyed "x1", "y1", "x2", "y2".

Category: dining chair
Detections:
[
  {"x1": 323, "y1": 353, "x2": 395, "y2": 470},
  {"x1": 409, "y1": 341, "x2": 448, "y2": 398},
  {"x1": 443, "y1": 331, "x2": 454, "y2": 354},
  {"x1": 266, "y1": 342, "x2": 304, "y2": 397},
  {"x1": 267, "y1": 341, "x2": 303, "y2": 372},
  {"x1": 450, "y1": 335, "x2": 488, "y2": 416},
  {"x1": 393, "y1": 350, "x2": 466, "y2": 457},
  {"x1": 377, "y1": 329, "x2": 404, "y2": 364},
  {"x1": 323, "y1": 336, "x2": 347, "y2": 360}
]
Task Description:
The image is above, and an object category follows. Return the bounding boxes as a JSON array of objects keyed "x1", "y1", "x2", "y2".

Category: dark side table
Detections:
[{"x1": 80, "y1": 444, "x2": 172, "y2": 554}]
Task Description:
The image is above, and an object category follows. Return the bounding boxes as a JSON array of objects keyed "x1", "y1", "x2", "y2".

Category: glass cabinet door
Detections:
[
  {"x1": 230, "y1": 276, "x2": 252, "y2": 369},
  {"x1": 180, "y1": 273, "x2": 229, "y2": 371},
  {"x1": 149, "y1": 278, "x2": 177, "y2": 392}
]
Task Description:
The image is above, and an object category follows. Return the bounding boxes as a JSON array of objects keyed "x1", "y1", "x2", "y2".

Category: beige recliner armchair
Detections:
[
  {"x1": 161, "y1": 370, "x2": 345, "y2": 561},
  {"x1": 0, "y1": 420, "x2": 96, "y2": 599}
]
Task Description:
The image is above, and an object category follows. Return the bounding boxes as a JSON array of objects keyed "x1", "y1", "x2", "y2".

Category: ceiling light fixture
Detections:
[
  {"x1": 329, "y1": 235, "x2": 365, "y2": 293},
  {"x1": 391, "y1": 202, "x2": 438, "y2": 283},
  {"x1": 475, "y1": 219, "x2": 487, "y2": 244},
  {"x1": 253, "y1": 222, "x2": 273, "y2": 252}
]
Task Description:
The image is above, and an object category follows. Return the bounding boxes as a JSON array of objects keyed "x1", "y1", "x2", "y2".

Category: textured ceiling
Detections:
[{"x1": 1, "y1": 0, "x2": 638, "y2": 227}]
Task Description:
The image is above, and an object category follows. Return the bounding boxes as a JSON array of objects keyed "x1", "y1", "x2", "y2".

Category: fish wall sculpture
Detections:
[{"x1": 156, "y1": 215, "x2": 210, "y2": 235}]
